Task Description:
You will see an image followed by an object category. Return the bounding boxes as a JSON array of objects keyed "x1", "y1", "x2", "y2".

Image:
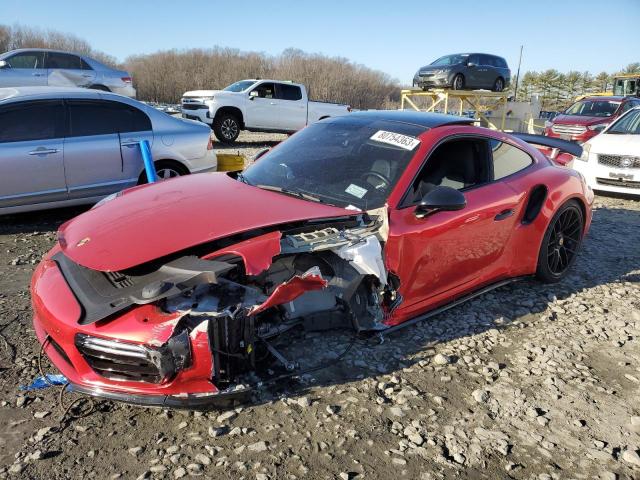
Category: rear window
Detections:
[
  {"x1": 68, "y1": 100, "x2": 151, "y2": 137},
  {"x1": 0, "y1": 101, "x2": 64, "y2": 143}
]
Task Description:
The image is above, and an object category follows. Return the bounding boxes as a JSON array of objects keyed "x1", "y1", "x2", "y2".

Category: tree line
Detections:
[
  {"x1": 1, "y1": 24, "x2": 638, "y2": 112},
  {"x1": 514, "y1": 64, "x2": 640, "y2": 111}
]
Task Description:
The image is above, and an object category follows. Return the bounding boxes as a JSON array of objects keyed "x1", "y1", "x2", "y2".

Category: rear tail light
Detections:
[
  {"x1": 207, "y1": 137, "x2": 214, "y2": 150},
  {"x1": 121, "y1": 77, "x2": 132, "y2": 84}
]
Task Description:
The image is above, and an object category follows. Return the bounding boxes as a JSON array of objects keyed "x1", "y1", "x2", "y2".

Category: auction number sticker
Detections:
[
  {"x1": 345, "y1": 184, "x2": 368, "y2": 198},
  {"x1": 370, "y1": 130, "x2": 420, "y2": 150}
]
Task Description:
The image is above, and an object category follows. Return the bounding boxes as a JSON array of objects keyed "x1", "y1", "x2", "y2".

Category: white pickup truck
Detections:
[{"x1": 181, "y1": 79, "x2": 351, "y2": 143}]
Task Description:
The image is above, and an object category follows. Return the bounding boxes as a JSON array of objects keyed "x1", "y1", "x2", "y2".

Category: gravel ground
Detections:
[{"x1": 0, "y1": 132, "x2": 639, "y2": 479}]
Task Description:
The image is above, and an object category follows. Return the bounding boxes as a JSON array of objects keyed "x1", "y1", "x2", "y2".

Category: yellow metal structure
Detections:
[
  {"x1": 216, "y1": 153, "x2": 245, "y2": 172},
  {"x1": 400, "y1": 88, "x2": 509, "y2": 131}
]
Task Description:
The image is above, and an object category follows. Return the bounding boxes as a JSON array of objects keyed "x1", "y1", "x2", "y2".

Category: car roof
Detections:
[
  {"x1": 1, "y1": 48, "x2": 85, "y2": 56},
  {"x1": 580, "y1": 96, "x2": 626, "y2": 102},
  {"x1": 0, "y1": 86, "x2": 104, "y2": 101},
  {"x1": 346, "y1": 110, "x2": 474, "y2": 129}
]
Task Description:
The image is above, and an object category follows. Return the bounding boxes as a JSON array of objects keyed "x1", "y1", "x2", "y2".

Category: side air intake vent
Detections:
[{"x1": 522, "y1": 185, "x2": 548, "y2": 225}]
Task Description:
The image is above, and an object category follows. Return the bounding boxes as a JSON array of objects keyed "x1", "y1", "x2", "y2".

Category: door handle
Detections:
[
  {"x1": 121, "y1": 139, "x2": 139, "y2": 146},
  {"x1": 494, "y1": 209, "x2": 514, "y2": 221},
  {"x1": 269, "y1": 102, "x2": 277, "y2": 105},
  {"x1": 32, "y1": 73, "x2": 45, "y2": 77},
  {"x1": 28, "y1": 148, "x2": 59, "y2": 156},
  {"x1": 82, "y1": 74, "x2": 92, "y2": 78}
]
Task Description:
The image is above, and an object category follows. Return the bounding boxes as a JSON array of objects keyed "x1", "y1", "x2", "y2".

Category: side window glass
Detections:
[
  {"x1": 407, "y1": 138, "x2": 491, "y2": 204},
  {"x1": 468, "y1": 54, "x2": 481, "y2": 65},
  {"x1": 6, "y1": 52, "x2": 45, "y2": 69},
  {"x1": 46, "y1": 53, "x2": 81, "y2": 69},
  {"x1": 80, "y1": 58, "x2": 94, "y2": 71},
  {"x1": 251, "y1": 83, "x2": 275, "y2": 99},
  {"x1": 0, "y1": 101, "x2": 63, "y2": 143},
  {"x1": 68, "y1": 100, "x2": 151, "y2": 136},
  {"x1": 276, "y1": 84, "x2": 302, "y2": 101},
  {"x1": 490, "y1": 140, "x2": 533, "y2": 180}
]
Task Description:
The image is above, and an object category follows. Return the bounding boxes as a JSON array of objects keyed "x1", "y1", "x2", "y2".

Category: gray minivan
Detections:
[
  {"x1": 413, "y1": 53, "x2": 511, "y2": 92},
  {"x1": 0, "y1": 48, "x2": 136, "y2": 98}
]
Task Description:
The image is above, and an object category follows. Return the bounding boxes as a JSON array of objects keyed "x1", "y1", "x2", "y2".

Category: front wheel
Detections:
[
  {"x1": 452, "y1": 74, "x2": 465, "y2": 90},
  {"x1": 536, "y1": 200, "x2": 584, "y2": 283},
  {"x1": 213, "y1": 113, "x2": 240, "y2": 144}
]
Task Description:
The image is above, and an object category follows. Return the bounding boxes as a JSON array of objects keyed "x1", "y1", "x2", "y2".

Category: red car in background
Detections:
[
  {"x1": 545, "y1": 95, "x2": 640, "y2": 143},
  {"x1": 32, "y1": 111, "x2": 593, "y2": 408}
]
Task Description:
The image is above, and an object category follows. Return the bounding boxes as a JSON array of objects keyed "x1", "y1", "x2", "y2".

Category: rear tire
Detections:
[
  {"x1": 535, "y1": 200, "x2": 584, "y2": 283},
  {"x1": 213, "y1": 113, "x2": 240, "y2": 144},
  {"x1": 139, "y1": 160, "x2": 189, "y2": 184},
  {"x1": 452, "y1": 74, "x2": 465, "y2": 90},
  {"x1": 492, "y1": 77, "x2": 505, "y2": 92}
]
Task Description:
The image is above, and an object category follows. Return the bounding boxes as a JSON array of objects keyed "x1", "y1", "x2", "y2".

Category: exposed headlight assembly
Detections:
[{"x1": 577, "y1": 142, "x2": 591, "y2": 162}]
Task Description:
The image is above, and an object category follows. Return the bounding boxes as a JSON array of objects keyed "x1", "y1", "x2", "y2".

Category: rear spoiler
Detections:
[{"x1": 511, "y1": 133, "x2": 583, "y2": 159}]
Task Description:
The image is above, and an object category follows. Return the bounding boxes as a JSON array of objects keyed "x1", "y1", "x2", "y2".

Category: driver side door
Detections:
[{"x1": 385, "y1": 136, "x2": 522, "y2": 319}]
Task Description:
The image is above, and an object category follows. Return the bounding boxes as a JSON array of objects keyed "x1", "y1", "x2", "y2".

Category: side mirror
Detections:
[
  {"x1": 0, "y1": 60, "x2": 8, "y2": 69},
  {"x1": 590, "y1": 124, "x2": 606, "y2": 132},
  {"x1": 415, "y1": 185, "x2": 466, "y2": 218},
  {"x1": 249, "y1": 90, "x2": 258, "y2": 100},
  {"x1": 467, "y1": 61, "x2": 476, "y2": 67}
]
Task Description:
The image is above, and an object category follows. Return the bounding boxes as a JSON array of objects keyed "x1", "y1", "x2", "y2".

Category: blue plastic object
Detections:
[
  {"x1": 19, "y1": 374, "x2": 68, "y2": 391},
  {"x1": 140, "y1": 140, "x2": 157, "y2": 183}
]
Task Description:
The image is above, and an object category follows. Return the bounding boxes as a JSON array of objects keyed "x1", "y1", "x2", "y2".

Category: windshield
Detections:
[
  {"x1": 430, "y1": 54, "x2": 467, "y2": 66},
  {"x1": 223, "y1": 80, "x2": 256, "y2": 92},
  {"x1": 607, "y1": 109, "x2": 640, "y2": 135},
  {"x1": 241, "y1": 117, "x2": 426, "y2": 210},
  {"x1": 564, "y1": 100, "x2": 621, "y2": 117}
]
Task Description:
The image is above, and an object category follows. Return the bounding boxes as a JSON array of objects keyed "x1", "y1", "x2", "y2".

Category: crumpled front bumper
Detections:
[{"x1": 31, "y1": 252, "x2": 247, "y2": 409}]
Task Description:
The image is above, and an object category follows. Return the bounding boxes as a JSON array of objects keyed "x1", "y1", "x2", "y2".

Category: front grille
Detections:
[
  {"x1": 75, "y1": 334, "x2": 164, "y2": 383},
  {"x1": 598, "y1": 154, "x2": 640, "y2": 169},
  {"x1": 551, "y1": 124, "x2": 587, "y2": 135},
  {"x1": 103, "y1": 271, "x2": 134, "y2": 289},
  {"x1": 182, "y1": 103, "x2": 207, "y2": 111},
  {"x1": 596, "y1": 177, "x2": 640, "y2": 189}
]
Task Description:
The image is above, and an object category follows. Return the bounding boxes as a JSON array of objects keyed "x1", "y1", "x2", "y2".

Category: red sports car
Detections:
[{"x1": 31, "y1": 111, "x2": 593, "y2": 408}]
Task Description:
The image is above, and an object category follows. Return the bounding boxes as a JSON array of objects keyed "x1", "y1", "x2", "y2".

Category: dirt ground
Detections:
[{"x1": 0, "y1": 131, "x2": 639, "y2": 480}]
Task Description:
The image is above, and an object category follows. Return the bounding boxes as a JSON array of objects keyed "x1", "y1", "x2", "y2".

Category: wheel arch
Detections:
[
  {"x1": 214, "y1": 106, "x2": 244, "y2": 129},
  {"x1": 137, "y1": 158, "x2": 190, "y2": 184}
]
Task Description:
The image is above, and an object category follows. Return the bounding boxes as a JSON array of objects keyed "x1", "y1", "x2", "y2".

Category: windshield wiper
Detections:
[{"x1": 255, "y1": 184, "x2": 332, "y2": 205}]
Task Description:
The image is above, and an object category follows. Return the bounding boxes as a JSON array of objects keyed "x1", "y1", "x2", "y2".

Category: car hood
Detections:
[
  {"x1": 588, "y1": 132, "x2": 640, "y2": 155},
  {"x1": 417, "y1": 65, "x2": 453, "y2": 73},
  {"x1": 552, "y1": 114, "x2": 613, "y2": 126},
  {"x1": 182, "y1": 90, "x2": 221, "y2": 98},
  {"x1": 58, "y1": 173, "x2": 355, "y2": 272}
]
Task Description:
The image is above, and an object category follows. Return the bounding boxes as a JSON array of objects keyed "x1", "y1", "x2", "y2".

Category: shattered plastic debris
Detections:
[
  {"x1": 19, "y1": 374, "x2": 68, "y2": 391},
  {"x1": 249, "y1": 266, "x2": 328, "y2": 315},
  {"x1": 335, "y1": 235, "x2": 387, "y2": 285}
]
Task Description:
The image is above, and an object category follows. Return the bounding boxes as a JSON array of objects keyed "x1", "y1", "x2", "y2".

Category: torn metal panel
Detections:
[
  {"x1": 249, "y1": 267, "x2": 328, "y2": 316},
  {"x1": 365, "y1": 205, "x2": 390, "y2": 242},
  {"x1": 334, "y1": 235, "x2": 387, "y2": 285},
  {"x1": 204, "y1": 231, "x2": 282, "y2": 276}
]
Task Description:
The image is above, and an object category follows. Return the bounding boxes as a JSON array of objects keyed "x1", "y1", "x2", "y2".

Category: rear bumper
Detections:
[
  {"x1": 185, "y1": 149, "x2": 218, "y2": 173},
  {"x1": 110, "y1": 84, "x2": 137, "y2": 98}
]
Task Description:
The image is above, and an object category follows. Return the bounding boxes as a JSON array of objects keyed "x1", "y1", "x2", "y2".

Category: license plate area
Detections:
[{"x1": 609, "y1": 172, "x2": 634, "y2": 180}]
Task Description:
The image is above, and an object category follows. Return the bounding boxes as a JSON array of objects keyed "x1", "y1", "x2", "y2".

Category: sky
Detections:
[{"x1": 3, "y1": 0, "x2": 639, "y2": 83}]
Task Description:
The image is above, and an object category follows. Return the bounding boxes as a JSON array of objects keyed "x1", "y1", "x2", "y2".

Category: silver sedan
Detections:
[{"x1": 0, "y1": 87, "x2": 218, "y2": 214}]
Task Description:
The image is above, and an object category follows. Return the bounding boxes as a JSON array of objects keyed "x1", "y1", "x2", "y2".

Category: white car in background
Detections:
[
  {"x1": 573, "y1": 106, "x2": 640, "y2": 196},
  {"x1": 182, "y1": 79, "x2": 351, "y2": 144}
]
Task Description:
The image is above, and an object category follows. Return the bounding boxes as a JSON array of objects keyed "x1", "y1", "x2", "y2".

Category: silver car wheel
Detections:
[
  {"x1": 156, "y1": 167, "x2": 181, "y2": 180},
  {"x1": 221, "y1": 118, "x2": 238, "y2": 139}
]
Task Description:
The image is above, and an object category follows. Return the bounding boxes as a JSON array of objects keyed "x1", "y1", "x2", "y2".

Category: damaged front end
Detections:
[{"x1": 39, "y1": 211, "x2": 400, "y2": 408}]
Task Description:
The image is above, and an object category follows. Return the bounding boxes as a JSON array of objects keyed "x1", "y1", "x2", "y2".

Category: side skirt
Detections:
[{"x1": 380, "y1": 276, "x2": 530, "y2": 338}]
